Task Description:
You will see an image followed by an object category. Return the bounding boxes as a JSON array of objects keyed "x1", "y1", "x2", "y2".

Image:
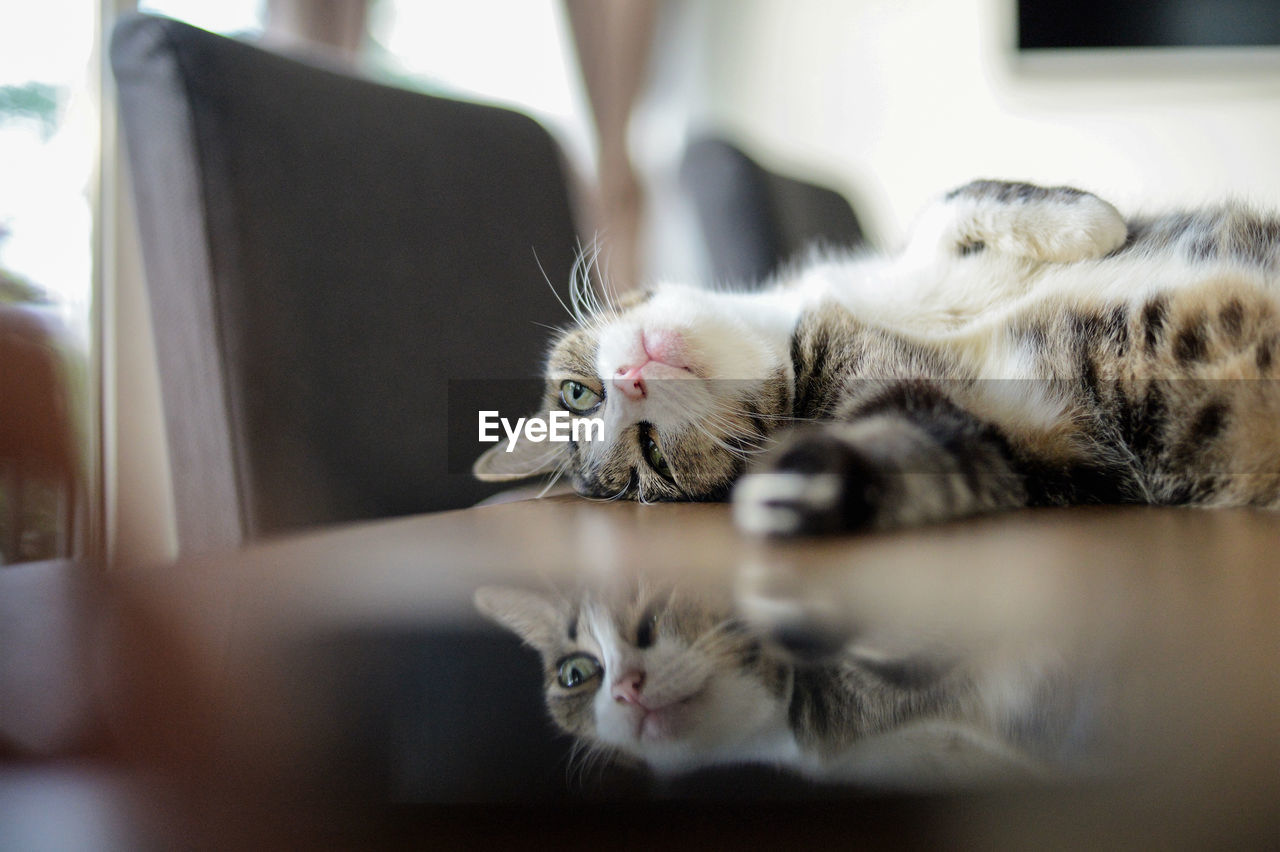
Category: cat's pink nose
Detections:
[
  {"x1": 613, "y1": 365, "x2": 647, "y2": 401},
  {"x1": 612, "y1": 670, "x2": 646, "y2": 705}
]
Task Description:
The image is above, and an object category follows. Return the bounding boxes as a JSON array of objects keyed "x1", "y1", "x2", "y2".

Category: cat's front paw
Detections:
[{"x1": 732, "y1": 430, "x2": 885, "y2": 536}]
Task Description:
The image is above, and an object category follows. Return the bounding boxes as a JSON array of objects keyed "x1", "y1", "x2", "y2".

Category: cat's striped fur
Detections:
[{"x1": 475, "y1": 180, "x2": 1280, "y2": 535}]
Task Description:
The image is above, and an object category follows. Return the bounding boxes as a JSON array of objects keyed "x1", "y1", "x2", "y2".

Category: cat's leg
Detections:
[
  {"x1": 1127, "y1": 203, "x2": 1280, "y2": 272},
  {"x1": 733, "y1": 382, "x2": 1030, "y2": 535},
  {"x1": 905, "y1": 179, "x2": 1128, "y2": 264}
]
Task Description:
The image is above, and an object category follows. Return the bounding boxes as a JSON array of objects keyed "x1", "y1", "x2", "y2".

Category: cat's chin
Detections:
[
  {"x1": 602, "y1": 691, "x2": 705, "y2": 748},
  {"x1": 636, "y1": 694, "x2": 699, "y2": 742}
]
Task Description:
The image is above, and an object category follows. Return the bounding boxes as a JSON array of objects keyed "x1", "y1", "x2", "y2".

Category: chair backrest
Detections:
[
  {"x1": 680, "y1": 136, "x2": 864, "y2": 286},
  {"x1": 111, "y1": 14, "x2": 579, "y2": 555}
]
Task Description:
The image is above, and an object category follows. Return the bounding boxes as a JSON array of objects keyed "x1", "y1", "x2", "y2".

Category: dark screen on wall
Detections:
[{"x1": 1019, "y1": 0, "x2": 1280, "y2": 49}]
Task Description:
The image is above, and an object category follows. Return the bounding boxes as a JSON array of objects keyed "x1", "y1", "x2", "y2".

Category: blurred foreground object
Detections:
[{"x1": 103, "y1": 498, "x2": 1279, "y2": 847}]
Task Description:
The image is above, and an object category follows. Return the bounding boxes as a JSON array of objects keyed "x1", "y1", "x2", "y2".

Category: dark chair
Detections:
[
  {"x1": 111, "y1": 14, "x2": 580, "y2": 555},
  {"x1": 680, "y1": 136, "x2": 865, "y2": 285}
]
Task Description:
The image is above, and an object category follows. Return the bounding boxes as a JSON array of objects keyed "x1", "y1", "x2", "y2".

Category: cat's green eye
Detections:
[
  {"x1": 560, "y1": 380, "x2": 602, "y2": 414},
  {"x1": 643, "y1": 432, "x2": 673, "y2": 481},
  {"x1": 556, "y1": 653, "x2": 602, "y2": 689}
]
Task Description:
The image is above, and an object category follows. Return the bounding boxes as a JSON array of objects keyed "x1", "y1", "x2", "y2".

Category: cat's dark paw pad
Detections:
[
  {"x1": 767, "y1": 618, "x2": 852, "y2": 663},
  {"x1": 733, "y1": 471, "x2": 844, "y2": 535},
  {"x1": 732, "y1": 432, "x2": 884, "y2": 536}
]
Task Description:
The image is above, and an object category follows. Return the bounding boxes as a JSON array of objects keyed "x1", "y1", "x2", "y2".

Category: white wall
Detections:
[{"x1": 689, "y1": 0, "x2": 1280, "y2": 245}]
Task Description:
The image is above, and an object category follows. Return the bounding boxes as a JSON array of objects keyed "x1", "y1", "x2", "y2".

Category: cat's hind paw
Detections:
[
  {"x1": 918, "y1": 180, "x2": 1128, "y2": 264},
  {"x1": 732, "y1": 431, "x2": 884, "y2": 536}
]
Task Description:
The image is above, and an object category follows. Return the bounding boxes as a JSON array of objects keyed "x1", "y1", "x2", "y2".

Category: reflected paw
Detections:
[
  {"x1": 732, "y1": 431, "x2": 884, "y2": 536},
  {"x1": 734, "y1": 551, "x2": 858, "y2": 663}
]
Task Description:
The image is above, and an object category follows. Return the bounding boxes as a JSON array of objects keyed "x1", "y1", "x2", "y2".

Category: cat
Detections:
[
  {"x1": 473, "y1": 179, "x2": 1280, "y2": 535},
  {"x1": 474, "y1": 579, "x2": 1107, "y2": 786}
]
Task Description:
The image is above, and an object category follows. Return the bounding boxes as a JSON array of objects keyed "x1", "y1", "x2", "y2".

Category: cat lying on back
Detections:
[{"x1": 475, "y1": 179, "x2": 1280, "y2": 534}]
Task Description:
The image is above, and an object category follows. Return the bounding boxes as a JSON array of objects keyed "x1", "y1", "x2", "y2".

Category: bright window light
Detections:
[
  {"x1": 0, "y1": 0, "x2": 96, "y2": 337},
  {"x1": 367, "y1": 0, "x2": 592, "y2": 170},
  {"x1": 137, "y1": 0, "x2": 266, "y2": 37}
]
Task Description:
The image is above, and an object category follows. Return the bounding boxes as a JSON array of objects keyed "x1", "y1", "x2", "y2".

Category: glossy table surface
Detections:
[{"x1": 106, "y1": 497, "x2": 1280, "y2": 847}]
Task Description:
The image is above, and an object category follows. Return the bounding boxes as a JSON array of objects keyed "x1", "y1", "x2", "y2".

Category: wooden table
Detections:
[{"x1": 103, "y1": 497, "x2": 1280, "y2": 847}]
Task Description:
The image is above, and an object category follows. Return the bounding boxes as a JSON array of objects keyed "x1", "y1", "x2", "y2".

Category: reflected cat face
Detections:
[
  {"x1": 473, "y1": 284, "x2": 795, "y2": 501},
  {"x1": 474, "y1": 583, "x2": 793, "y2": 773},
  {"x1": 474, "y1": 579, "x2": 1107, "y2": 784}
]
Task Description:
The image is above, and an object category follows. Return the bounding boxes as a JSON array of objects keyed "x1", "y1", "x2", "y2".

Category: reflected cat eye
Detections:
[
  {"x1": 636, "y1": 609, "x2": 659, "y2": 648},
  {"x1": 556, "y1": 653, "x2": 602, "y2": 688},
  {"x1": 560, "y1": 379, "x2": 602, "y2": 414}
]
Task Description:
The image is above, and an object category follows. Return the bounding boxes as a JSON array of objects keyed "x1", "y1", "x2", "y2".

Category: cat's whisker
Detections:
[
  {"x1": 568, "y1": 236, "x2": 622, "y2": 332},
  {"x1": 675, "y1": 399, "x2": 776, "y2": 460},
  {"x1": 705, "y1": 394, "x2": 812, "y2": 425},
  {"x1": 703, "y1": 405, "x2": 793, "y2": 449},
  {"x1": 584, "y1": 240, "x2": 608, "y2": 313},
  {"x1": 597, "y1": 250, "x2": 623, "y2": 316},
  {"x1": 690, "y1": 618, "x2": 751, "y2": 655},
  {"x1": 533, "y1": 247, "x2": 580, "y2": 324},
  {"x1": 662, "y1": 383, "x2": 741, "y2": 430},
  {"x1": 573, "y1": 238, "x2": 614, "y2": 329},
  {"x1": 699, "y1": 403, "x2": 775, "y2": 440},
  {"x1": 665, "y1": 382, "x2": 767, "y2": 432},
  {"x1": 579, "y1": 477, "x2": 632, "y2": 503},
  {"x1": 563, "y1": 737, "x2": 620, "y2": 788},
  {"x1": 719, "y1": 407, "x2": 815, "y2": 424},
  {"x1": 701, "y1": 428, "x2": 771, "y2": 460},
  {"x1": 585, "y1": 244, "x2": 628, "y2": 329},
  {"x1": 690, "y1": 423, "x2": 772, "y2": 461},
  {"x1": 563, "y1": 739, "x2": 587, "y2": 786},
  {"x1": 568, "y1": 246, "x2": 591, "y2": 327},
  {"x1": 535, "y1": 456, "x2": 573, "y2": 499}
]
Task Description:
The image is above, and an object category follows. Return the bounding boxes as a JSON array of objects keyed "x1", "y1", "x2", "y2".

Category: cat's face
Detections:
[
  {"x1": 473, "y1": 283, "x2": 794, "y2": 500},
  {"x1": 475, "y1": 583, "x2": 792, "y2": 773}
]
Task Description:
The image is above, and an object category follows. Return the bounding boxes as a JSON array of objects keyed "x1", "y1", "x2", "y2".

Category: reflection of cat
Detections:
[
  {"x1": 476, "y1": 181, "x2": 1280, "y2": 534},
  {"x1": 475, "y1": 582, "x2": 1091, "y2": 786}
]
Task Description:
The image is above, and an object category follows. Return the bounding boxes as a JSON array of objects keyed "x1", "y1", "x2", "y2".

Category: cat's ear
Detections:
[
  {"x1": 472, "y1": 421, "x2": 566, "y2": 482},
  {"x1": 474, "y1": 585, "x2": 567, "y2": 650}
]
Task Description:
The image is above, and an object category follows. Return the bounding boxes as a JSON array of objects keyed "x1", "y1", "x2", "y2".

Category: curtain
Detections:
[
  {"x1": 265, "y1": 0, "x2": 370, "y2": 59},
  {"x1": 563, "y1": 0, "x2": 660, "y2": 293}
]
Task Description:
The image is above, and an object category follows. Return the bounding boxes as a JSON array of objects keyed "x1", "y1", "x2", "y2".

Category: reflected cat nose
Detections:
[
  {"x1": 612, "y1": 670, "x2": 646, "y2": 705},
  {"x1": 613, "y1": 365, "x2": 647, "y2": 400}
]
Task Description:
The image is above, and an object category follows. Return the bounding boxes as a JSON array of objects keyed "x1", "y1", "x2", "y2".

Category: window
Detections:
[
  {"x1": 136, "y1": 0, "x2": 265, "y2": 37},
  {"x1": 366, "y1": 0, "x2": 591, "y2": 168},
  {"x1": 0, "y1": 0, "x2": 96, "y2": 564}
]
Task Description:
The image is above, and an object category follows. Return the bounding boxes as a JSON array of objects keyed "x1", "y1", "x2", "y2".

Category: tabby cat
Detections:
[
  {"x1": 474, "y1": 179, "x2": 1280, "y2": 535},
  {"x1": 475, "y1": 580, "x2": 1100, "y2": 784}
]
